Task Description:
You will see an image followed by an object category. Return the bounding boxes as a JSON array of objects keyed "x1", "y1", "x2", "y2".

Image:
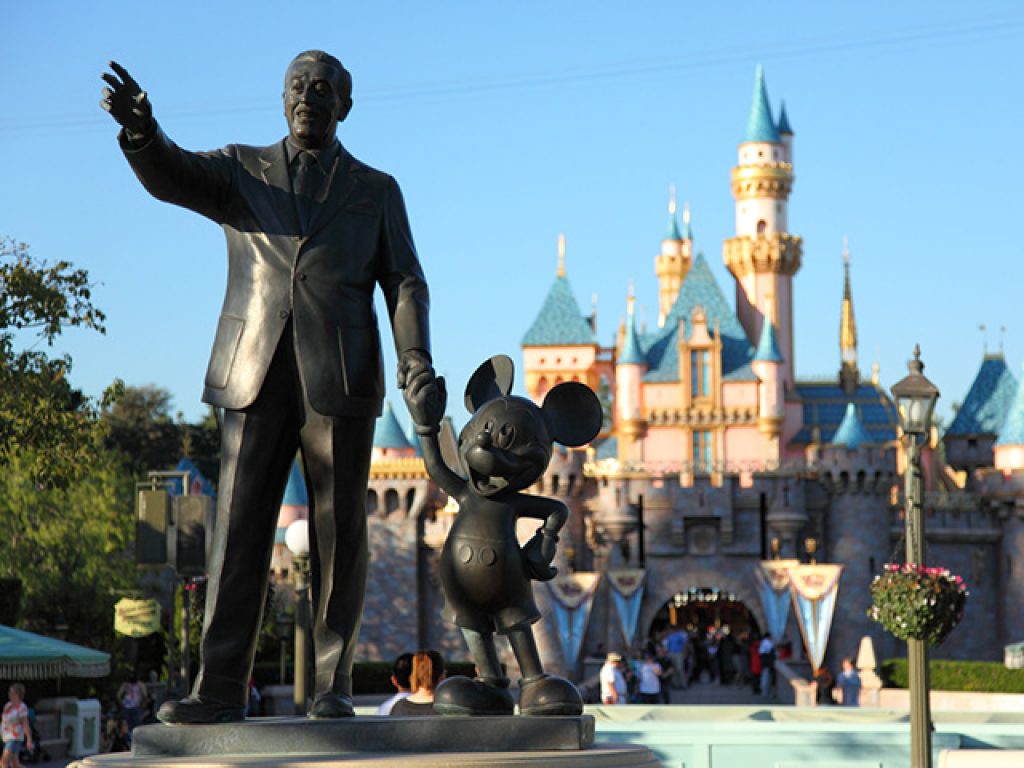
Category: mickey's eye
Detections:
[
  {"x1": 484, "y1": 419, "x2": 495, "y2": 433},
  {"x1": 495, "y1": 423, "x2": 516, "y2": 450}
]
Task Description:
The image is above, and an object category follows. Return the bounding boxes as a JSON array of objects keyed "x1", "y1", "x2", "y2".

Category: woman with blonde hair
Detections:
[{"x1": 389, "y1": 650, "x2": 445, "y2": 716}]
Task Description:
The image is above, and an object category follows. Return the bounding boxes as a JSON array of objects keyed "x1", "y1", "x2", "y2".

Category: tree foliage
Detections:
[
  {"x1": 0, "y1": 236, "x2": 118, "y2": 484},
  {"x1": 0, "y1": 448, "x2": 135, "y2": 643}
]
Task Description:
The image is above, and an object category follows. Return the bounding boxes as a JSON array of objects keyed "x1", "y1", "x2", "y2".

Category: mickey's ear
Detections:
[
  {"x1": 464, "y1": 355, "x2": 515, "y2": 412},
  {"x1": 541, "y1": 381, "x2": 603, "y2": 447}
]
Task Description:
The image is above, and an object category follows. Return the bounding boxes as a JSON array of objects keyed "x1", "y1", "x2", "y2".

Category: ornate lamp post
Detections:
[
  {"x1": 285, "y1": 519, "x2": 311, "y2": 716},
  {"x1": 891, "y1": 345, "x2": 940, "y2": 768}
]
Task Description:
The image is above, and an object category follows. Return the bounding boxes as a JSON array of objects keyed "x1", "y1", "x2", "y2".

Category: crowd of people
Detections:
[{"x1": 597, "y1": 624, "x2": 865, "y2": 707}]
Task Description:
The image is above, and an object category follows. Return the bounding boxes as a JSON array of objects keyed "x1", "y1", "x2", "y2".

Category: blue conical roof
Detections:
[
  {"x1": 947, "y1": 355, "x2": 1018, "y2": 436},
  {"x1": 666, "y1": 209, "x2": 682, "y2": 241},
  {"x1": 282, "y1": 457, "x2": 308, "y2": 506},
  {"x1": 754, "y1": 319, "x2": 783, "y2": 363},
  {"x1": 620, "y1": 302, "x2": 645, "y2": 366},
  {"x1": 374, "y1": 401, "x2": 413, "y2": 450},
  {"x1": 522, "y1": 275, "x2": 596, "y2": 346},
  {"x1": 777, "y1": 101, "x2": 793, "y2": 135},
  {"x1": 744, "y1": 65, "x2": 780, "y2": 144},
  {"x1": 833, "y1": 403, "x2": 872, "y2": 449},
  {"x1": 996, "y1": 362, "x2": 1024, "y2": 447},
  {"x1": 681, "y1": 205, "x2": 693, "y2": 241},
  {"x1": 404, "y1": 419, "x2": 422, "y2": 457}
]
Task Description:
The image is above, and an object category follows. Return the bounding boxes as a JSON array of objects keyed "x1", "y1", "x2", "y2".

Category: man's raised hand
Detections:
[{"x1": 100, "y1": 61, "x2": 154, "y2": 140}]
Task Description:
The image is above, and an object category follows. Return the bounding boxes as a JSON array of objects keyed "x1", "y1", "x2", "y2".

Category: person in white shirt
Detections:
[
  {"x1": 637, "y1": 650, "x2": 663, "y2": 704},
  {"x1": 375, "y1": 653, "x2": 413, "y2": 715},
  {"x1": 599, "y1": 653, "x2": 628, "y2": 704}
]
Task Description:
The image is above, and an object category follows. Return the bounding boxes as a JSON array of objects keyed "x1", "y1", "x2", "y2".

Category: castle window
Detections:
[
  {"x1": 692, "y1": 430, "x2": 713, "y2": 472},
  {"x1": 406, "y1": 488, "x2": 416, "y2": 512},
  {"x1": 757, "y1": 219, "x2": 767, "y2": 235},
  {"x1": 691, "y1": 350, "x2": 710, "y2": 398},
  {"x1": 385, "y1": 489, "x2": 400, "y2": 516},
  {"x1": 367, "y1": 489, "x2": 378, "y2": 515}
]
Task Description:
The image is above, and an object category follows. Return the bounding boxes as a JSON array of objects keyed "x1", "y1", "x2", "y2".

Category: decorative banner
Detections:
[
  {"x1": 607, "y1": 569, "x2": 646, "y2": 647},
  {"x1": 754, "y1": 560, "x2": 799, "y2": 644},
  {"x1": 114, "y1": 598, "x2": 161, "y2": 638},
  {"x1": 787, "y1": 564, "x2": 843, "y2": 673},
  {"x1": 547, "y1": 573, "x2": 601, "y2": 669}
]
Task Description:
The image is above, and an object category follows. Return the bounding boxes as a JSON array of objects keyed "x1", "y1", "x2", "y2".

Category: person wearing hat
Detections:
[{"x1": 599, "y1": 653, "x2": 627, "y2": 705}]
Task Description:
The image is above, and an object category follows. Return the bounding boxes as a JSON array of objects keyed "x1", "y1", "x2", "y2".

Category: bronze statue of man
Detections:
[{"x1": 101, "y1": 51, "x2": 436, "y2": 724}]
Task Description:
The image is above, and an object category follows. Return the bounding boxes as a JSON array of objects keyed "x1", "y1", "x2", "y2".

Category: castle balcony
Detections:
[
  {"x1": 730, "y1": 162, "x2": 794, "y2": 200},
  {"x1": 723, "y1": 233, "x2": 803, "y2": 277}
]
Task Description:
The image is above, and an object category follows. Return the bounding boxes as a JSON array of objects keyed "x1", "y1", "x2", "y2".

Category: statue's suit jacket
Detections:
[{"x1": 121, "y1": 125, "x2": 430, "y2": 417}]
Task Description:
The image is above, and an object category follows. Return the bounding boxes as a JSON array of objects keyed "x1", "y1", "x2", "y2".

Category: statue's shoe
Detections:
[
  {"x1": 518, "y1": 674, "x2": 583, "y2": 716},
  {"x1": 309, "y1": 692, "x2": 355, "y2": 718},
  {"x1": 157, "y1": 695, "x2": 245, "y2": 725},
  {"x1": 434, "y1": 675, "x2": 515, "y2": 716}
]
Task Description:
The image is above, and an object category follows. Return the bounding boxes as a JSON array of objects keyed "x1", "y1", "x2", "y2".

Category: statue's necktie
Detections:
[{"x1": 293, "y1": 152, "x2": 322, "y2": 233}]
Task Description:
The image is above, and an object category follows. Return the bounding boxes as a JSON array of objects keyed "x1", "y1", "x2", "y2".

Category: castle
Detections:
[{"x1": 273, "y1": 67, "x2": 1024, "y2": 676}]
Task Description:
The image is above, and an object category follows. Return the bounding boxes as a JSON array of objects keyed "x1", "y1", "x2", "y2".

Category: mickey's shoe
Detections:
[
  {"x1": 518, "y1": 674, "x2": 583, "y2": 716},
  {"x1": 156, "y1": 695, "x2": 245, "y2": 725},
  {"x1": 434, "y1": 675, "x2": 515, "y2": 716},
  {"x1": 309, "y1": 692, "x2": 355, "y2": 718}
]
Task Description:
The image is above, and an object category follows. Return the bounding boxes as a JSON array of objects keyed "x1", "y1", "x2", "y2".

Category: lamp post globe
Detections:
[{"x1": 891, "y1": 344, "x2": 940, "y2": 437}]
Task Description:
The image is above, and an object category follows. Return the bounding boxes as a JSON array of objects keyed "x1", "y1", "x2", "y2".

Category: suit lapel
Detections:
[
  {"x1": 259, "y1": 141, "x2": 302, "y2": 234},
  {"x1": 305, "y1": 146, "x2": 360, "y2": 242}
]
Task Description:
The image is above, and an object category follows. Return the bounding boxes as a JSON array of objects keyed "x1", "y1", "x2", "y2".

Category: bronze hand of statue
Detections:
[
  {"x1": 100, "y1": 61, "x2": 154, "y2": 142},
  {"x1": 523, "y1": 529, "x2": 559, "y2": 581},
  {"x1": 403, "y1": 362, "x2": 446, "y2": 435}
]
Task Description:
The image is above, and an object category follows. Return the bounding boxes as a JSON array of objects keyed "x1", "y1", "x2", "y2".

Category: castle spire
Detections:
[
  {"x1": 556, "y1": 232, "x2": 566, "y2": 277},
  {"x1": 744, "y1": 64, "x2": 780, "y2": 144},
  {"x1": 839, "y1": 237, "x2": 859, "y2": 394},
  {"x1": 682, "y1": 202, "x2": 693, "y2": 241},
  {"x1": 666, "y1": 185, "x2": 682, "y2": 241},
  {"x1": 620, "y1": 282, "x2": 645, "y2": 365}
]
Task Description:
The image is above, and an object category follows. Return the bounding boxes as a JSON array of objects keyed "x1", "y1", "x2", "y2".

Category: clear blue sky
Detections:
[{"x1": 3, "y1": 1, "x2": 1022, "y2": 427}]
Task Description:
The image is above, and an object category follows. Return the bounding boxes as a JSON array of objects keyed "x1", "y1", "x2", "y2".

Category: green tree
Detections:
[
  {"x1": 0, "y1": 448, "x2": 135, "y2": 643},
  {"x1": 0, "y1": 236, "x2": 117, "y2": 485},
  {"x1": 103, "y1": 384, "x2": 182, "y2": 475}
]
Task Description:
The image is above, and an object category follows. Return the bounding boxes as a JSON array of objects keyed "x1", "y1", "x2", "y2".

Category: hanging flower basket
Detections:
[{"x1": 868, "y1": 563, "x2": 968, "y2": 646}]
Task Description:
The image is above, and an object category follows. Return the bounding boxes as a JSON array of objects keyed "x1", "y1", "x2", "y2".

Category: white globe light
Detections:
[{"x1": 285, "y1": 519, "x2": 310, "y2": 557}]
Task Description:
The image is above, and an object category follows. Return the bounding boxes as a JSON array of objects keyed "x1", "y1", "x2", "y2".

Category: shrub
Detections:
[
  {"x1": 881, "y1": 659, "x2": 1024, "y2": 693},
  {"x1": 868, "y1": 563, "x2": 967, "y2": 646}
]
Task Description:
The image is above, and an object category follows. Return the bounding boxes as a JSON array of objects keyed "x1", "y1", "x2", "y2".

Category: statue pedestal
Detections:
[{"x1": 70, "y1": 716, "x2": 658, "y2": 768}]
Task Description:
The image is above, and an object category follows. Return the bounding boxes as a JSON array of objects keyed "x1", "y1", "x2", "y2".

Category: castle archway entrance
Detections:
[{"x1": 648, "y1": 587, "x2": 761, "y2": 639}]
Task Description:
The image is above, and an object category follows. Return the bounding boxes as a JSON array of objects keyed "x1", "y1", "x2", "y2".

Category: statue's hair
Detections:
[{"x1": 288, "y1": 50, "x2": 352, "y2": 101}]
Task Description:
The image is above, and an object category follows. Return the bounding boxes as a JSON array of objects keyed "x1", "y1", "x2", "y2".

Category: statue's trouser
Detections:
[{"x1": 192, "y1": 332, "x2": 374, "y2": 707}]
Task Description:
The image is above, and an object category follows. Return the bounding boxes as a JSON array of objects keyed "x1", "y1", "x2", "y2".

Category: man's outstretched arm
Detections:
[{"x1": 100, "y1": 61, "x2": 234, "y2": 222}]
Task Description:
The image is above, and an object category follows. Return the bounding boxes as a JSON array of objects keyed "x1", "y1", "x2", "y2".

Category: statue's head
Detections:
[{"x1": 282, "y1": 50, "x2": 352, "y2": 149}]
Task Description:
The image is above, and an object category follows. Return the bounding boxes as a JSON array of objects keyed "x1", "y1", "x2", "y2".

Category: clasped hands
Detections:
[{"x1": 399, "y1": 349, "x2": 445, "y2": 435}]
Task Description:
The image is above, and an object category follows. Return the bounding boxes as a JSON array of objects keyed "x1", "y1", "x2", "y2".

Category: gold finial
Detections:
[
  {"x1": 683, "y1": 202, "x2": 691, "y2": 226},
  {"x1": 840, "y1": 238, "x2": 857, "y2": 367},
  {"x1": 557, "y1": 233, "x2": 566, "y2": 277},
  {"x1": 627, "y1": 280, "x2": 636, "y2": 316},
  {"x1": 668, "y1": 184, "x2": 677, "y2": 216},
  {"x1": 872, "y1": 361, "x2": 880, "y2": 384}
]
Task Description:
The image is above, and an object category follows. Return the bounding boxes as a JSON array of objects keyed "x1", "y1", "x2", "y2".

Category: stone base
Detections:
[
  {"x1": 68, "y1": 716, "x2": 660, "y2": 768},
  {"x1": 131, "y1": 715, "x2": 592, "y2": 757},
  {"x1": 72, "y1": 743, "x2": 658, "y2": 767}
]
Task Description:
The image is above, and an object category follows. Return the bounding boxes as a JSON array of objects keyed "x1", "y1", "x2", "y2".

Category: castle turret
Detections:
[
  {"x1": 723, "y1": 65, "x2": 803, "y2": 386},
  {"x1": 655, "y1": 186, "x2": 693, "y2": 326},
  {"x1": 995, "y1": 362, "x2": 1024, "y2": 471},
  {"x1": 839, "y1": 239, "x2": 860, "y2": 395},
  {"x1": 372, "y1": 401, "x2": 417, "y2": 461},
  {"x1": 616, "y1": 285, "x2": 647, "y2": 464},
  {"x1": 522, "y1": 235, "x2": 611, "y2": 401},
  {"x1": 945, "y1": 353, "x2": 1018, "y2": 475}
]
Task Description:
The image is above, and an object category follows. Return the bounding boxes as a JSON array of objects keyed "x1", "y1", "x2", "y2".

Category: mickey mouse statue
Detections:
[{"x1": 404, "y1": 354, "x2": 603, "y2": 716}]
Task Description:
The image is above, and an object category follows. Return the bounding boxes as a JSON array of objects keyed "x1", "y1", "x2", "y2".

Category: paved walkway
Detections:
[{"x1": 665, "y1": 677, "x2": 776, "y2": 706}]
